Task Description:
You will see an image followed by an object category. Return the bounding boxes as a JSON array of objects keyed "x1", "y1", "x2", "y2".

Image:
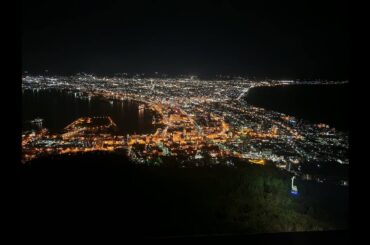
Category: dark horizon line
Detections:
[{"x1": 22, "y1": 71, "x2": 348, "y2": 81}]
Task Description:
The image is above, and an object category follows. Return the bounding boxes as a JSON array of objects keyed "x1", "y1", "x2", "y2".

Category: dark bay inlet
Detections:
[
  {"x1": 245, "y1": 84, "x2": 348, "y2": 132},
  {"x1": 22, "y1": 89, "x2": 156, "y2": 134}
]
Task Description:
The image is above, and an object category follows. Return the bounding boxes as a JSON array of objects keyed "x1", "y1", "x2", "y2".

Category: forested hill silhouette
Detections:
[{"x1": 20, "y1": 152, "x2": 347, "y2": 242}]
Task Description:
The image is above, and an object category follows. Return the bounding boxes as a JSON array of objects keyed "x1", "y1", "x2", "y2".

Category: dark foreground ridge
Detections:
[{"x1": 20, "y1": 152, "x2": 348, "y2": 242}]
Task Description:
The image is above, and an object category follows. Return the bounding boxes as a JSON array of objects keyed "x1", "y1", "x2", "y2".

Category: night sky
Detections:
[{"x1": 22, "y1": 0, "x2": 348, "y2": 80}]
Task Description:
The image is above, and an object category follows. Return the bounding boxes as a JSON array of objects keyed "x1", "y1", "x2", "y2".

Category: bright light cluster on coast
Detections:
[{"x1": 22, "y1": 74, "x2": 349, "y2": 184}]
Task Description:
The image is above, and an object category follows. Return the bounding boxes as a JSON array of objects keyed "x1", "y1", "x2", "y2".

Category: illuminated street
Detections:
[{"x1": 22, "y1": 75, "x2": 348, "y2": 185}]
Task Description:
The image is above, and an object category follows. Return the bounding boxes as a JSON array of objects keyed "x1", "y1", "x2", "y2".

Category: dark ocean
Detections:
[
  {"x1": 22, "y1": 89, "x2": 156, "y2": 134},
  {"x1": 245, "y1": 84, "x2": 348, "y2": 132}
]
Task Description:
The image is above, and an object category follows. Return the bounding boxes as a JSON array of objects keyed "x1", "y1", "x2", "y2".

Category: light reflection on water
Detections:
[{"x1": 22, "y1": 89, "x2": 157, "y2": 135}]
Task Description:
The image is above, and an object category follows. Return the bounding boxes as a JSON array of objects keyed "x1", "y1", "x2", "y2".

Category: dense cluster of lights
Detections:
[{"x1": 22, "y1": 74, "x2": 348, "y2": 184}]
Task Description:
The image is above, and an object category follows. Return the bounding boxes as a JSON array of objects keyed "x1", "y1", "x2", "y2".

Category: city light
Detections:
[{"x1": 21, "y1": 74, "x2": 349, "y2": 186}]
